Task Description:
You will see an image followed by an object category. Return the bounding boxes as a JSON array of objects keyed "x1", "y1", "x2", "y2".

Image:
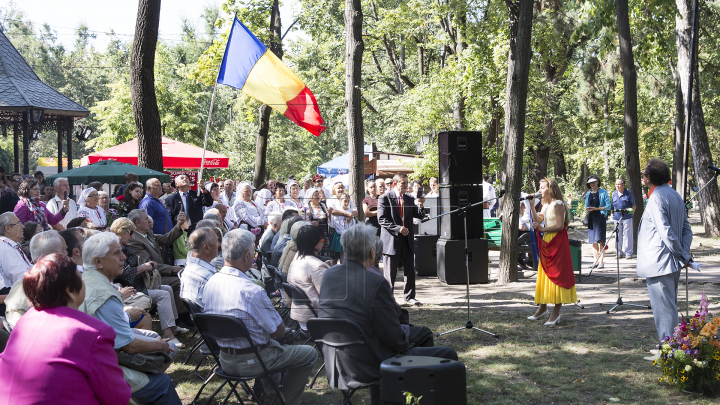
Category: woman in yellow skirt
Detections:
[{"x1": 527, "y1": 178, "x2": 577, "y2": 325}]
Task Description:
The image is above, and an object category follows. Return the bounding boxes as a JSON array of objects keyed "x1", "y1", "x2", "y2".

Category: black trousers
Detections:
[{"x1": 383, "y1": 235, "x2": 416, "y2": 301}]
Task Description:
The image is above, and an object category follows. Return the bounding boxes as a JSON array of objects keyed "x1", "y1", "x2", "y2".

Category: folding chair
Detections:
[
  {"x1": 191, "y1": 314, "x2": 287, "y2": 405},
  {"x1": 280, "y1": 283, "x2": 317, "y2": 344},
  {"x1": 307, "y1": 318, "x2": 384, "y2": 404}
]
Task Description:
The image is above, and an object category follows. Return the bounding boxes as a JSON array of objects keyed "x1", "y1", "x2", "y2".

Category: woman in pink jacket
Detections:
[
  {"x1": 13, "y1": 179, "x2": 68, "y2": 230},
  {"x1": 0, "y1": 253, "x2": 131, "y2": 405}
]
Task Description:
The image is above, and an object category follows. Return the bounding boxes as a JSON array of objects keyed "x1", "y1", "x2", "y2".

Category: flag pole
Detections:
[{"x1": 199, "y1": 82, "x2": 218, "y2": 185}]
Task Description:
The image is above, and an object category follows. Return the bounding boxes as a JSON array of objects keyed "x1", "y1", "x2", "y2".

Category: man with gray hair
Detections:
[
  {"x1": 203, "y1": 229, "x2": 318, "y2": 405},
  {"x1": 29, "y1": 230, "x2": 67, "y2": 263},
  {"x1": 46, "y1": 177, "x2": 77, "y2": 228},
  {"x1": 0, "y1": 212, "x2": 31, "y2": 289},
  {"x1": 180, "y1": 228, "x2": 219, "y2": 309},
  {"x1": 4, "y1": 230, "x2": 68, "y2": 330},
  {"x1": 319, "y1": 223, "x2": 457, "y2": 404}
]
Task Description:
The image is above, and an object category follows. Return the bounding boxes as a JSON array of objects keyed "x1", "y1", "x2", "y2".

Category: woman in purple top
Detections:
[
  {"x1": 0, "y1": 254, "x2": 131, "y2": 405},
  {"x1": 13, "y1": 179, "x2": 67, "y2": 230}
]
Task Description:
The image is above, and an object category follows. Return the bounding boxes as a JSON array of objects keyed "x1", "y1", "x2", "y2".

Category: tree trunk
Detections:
[
  {"x1": 345, "y1": 0, "x2": 365, "y2": 222},
  {"x1": 483, "y1": 96, "x2": 500, "y2": 170},
  {"x1": 676, "y1": 0, "x2": 720, "y2": 236},
  {"x1": 253, "y1": 0, "x2": 283, "y2": 188},
  {"x1": 130, "y1": 0, "x2": 163, "y2": 171},
  {"x1": 616, "y1": 0, "x2": 644, "y2": 252},
  {"x1": 670, "y1": 58, "x2": 684, "y2": 191},
  {"x1": 552, "y1": 148, "x2": 567, "y2": 180},
  {"x1": 498, "y1": 0, "x2": 533, "y2": 285}
]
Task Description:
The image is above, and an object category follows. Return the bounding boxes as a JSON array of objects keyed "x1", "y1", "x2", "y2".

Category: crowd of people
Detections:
[{"x1": 0, "y1": 169, "x2": 457, "y2": 405}]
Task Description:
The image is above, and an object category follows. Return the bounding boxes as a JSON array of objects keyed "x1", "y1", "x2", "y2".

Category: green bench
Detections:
[{"x1": 482, "y1": 218, "x2": 531, "y2": 254}]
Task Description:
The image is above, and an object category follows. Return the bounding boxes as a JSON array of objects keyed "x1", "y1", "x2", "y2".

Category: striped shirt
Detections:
[
  {"x1": 203, "y1": 266, "x2": 282, "y2": 349},
  {"x1": 179, "y1": 256, "x2": 217, "y2": 310}
]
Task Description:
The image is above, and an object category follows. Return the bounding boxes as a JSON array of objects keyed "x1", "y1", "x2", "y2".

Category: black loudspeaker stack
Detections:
[{"x1": 435, "y1": 131, "x2": 489, "y2": 284}]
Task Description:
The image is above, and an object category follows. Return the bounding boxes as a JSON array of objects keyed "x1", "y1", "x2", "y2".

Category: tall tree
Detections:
[
  {"x1": 676, "y1": 0, "x2": 720, "y2": 236},
  {"x1": 345, "y1": 0, "x2": 365, "y2": 220},
  {"x1": 498, "y1": 0, "x2": 533, "y2": 284},
  {"x1": 615, "y1": 0, "x2": 643, "y2": 252},
  {"x1": 130, "y1": 0, "x2": 163, "y2": 171},
  {"x1": 253, "y1": 0, "x2": 282, "y2": 188}
]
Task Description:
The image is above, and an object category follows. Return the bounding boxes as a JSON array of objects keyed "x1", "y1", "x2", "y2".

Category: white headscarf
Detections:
[{"x1": 77, "y1": 187, "x2": 97, "y2": 207}]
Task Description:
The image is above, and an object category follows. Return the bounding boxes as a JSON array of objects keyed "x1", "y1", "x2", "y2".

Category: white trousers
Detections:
[
  {"x1": 148, "y1": 285, "x2": 177, "y2": 330},
  {"x1": 616, "y1": 217, "x2": 634, "y2": 256}
]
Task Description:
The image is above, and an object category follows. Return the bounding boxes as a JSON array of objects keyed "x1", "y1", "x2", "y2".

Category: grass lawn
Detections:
[{"x1": 161, "y1": 280, "x2": 720, "y2": 404}]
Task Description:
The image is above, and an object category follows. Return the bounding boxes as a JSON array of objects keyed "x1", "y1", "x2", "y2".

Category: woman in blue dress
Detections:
[{"x1": 584, "y1": 175, "x2": 611, "y2": 269}]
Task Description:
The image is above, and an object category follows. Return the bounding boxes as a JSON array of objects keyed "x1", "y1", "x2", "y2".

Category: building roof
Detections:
[{"x1": 0, "y1": 30, "x2": 89, "y2": 117}]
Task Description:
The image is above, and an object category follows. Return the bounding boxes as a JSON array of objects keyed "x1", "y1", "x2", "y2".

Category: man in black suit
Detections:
[
  {"x1": 377, "y1": 173, "x2": 424, "y2": 305},
  {"x1": 0, "y1": 173, "x2": 22, "y2": 215},
  {"x1": 164, "y1": 174, "x2": 213, "y2": 233},
  {"x1": 318, "y1": 223, "x2": 457, "y2": 404}
]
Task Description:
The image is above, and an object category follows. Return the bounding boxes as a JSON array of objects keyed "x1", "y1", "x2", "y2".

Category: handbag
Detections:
[
  {"x1": 117, "y1": 350, "x2": 172, "y2": 375},
  {"x1": 123, "y1": 291, "x2": 152, "y2": 311},
  {"x1": 142, "y1": 269, "x2": 162, "y2": 291}
]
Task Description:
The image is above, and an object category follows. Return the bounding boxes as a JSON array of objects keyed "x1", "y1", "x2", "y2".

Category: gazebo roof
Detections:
[{"x1": 0, "y1": 30, "x2": 89, "y2": 119}]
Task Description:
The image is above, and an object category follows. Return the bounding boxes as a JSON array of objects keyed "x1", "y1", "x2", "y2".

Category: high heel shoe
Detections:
[
  {"x1": 544, "y1": 315, "x2": 562, "y2": 326},
  {"x1": 527, "y1": 311, "x2": 549, "y2": 321}
]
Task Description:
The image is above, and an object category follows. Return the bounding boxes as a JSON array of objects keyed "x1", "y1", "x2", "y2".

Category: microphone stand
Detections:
[
  {"x1": 600, "y1": 210, "x2": 651, "y2": 314},
  {"x1": 679, "y1": 170, "x2": 717, "y2": 318},
  {"x1": 422, "y1": 192, "x2": 503, "y2": 339}
]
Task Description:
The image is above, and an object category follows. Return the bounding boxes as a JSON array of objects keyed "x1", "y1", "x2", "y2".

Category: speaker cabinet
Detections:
[
  {"x1": 436, "y1": 238, "x2": 488, "y2": 284},
  {"x1": 417, "y1": 196, "x2": 439, "y2": 236},
  {"x1": 414, "y1": 235, "x2": 440, "y2": 276},
  {"x1": 381, "y1": 356, "x2": 466, "y2": 405},
  {"x1": 439, "y1": 185, "x2": 484, "y2": 240},
  {"x1": 438, "y1": 131, "x2": 483, "y2": 186}
]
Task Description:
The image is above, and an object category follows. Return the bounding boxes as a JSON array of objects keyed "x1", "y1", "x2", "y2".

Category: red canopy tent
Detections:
[{"x1": 81, "y1": 137, "x2": 229, "y2": 169}]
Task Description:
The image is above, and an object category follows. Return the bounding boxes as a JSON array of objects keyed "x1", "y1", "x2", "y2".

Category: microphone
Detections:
[
  {"x1": 519, "y1": 192, "x2": 541, "y2": 201},
  {"x1": 708, "y1": 164, "x2": 720, "y2": 174},
  {"x1": 612, "y1": 208, "x2": 634, "y2": 214}
]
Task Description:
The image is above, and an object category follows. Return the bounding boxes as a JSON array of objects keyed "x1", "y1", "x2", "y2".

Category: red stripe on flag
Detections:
[{"x1": 283, "y1": 86, "x2": 326, "y2": 136}]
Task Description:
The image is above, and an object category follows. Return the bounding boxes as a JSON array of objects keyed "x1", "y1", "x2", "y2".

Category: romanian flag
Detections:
[{"x1": 217, "y1": 17, "x2": 326, "y2": 136}]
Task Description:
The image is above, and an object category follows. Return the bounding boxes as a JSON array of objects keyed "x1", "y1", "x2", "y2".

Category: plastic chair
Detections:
[
  {"x1": 191, "y1": 314, "x2": 287, "y2": 405},
  {"x1": 306, "y1": 318, "x2": 384, "y2": 404}
]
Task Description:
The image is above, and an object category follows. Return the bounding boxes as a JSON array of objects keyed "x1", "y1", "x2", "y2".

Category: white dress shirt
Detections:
[
  {"x1": 180, "y1": 256, "x2": 217, "y2": 309},
  {"x1": 219, "y1": 191, "x2": 236, "y2": 208},
  {"x1": 482, "y1": 181, "x2": 497, "y2": 217},
  {"x1": 46, "y1": 195, "x2": 78, "y2": 228},
  {"x1": 202, "y1": 266, "x2": 282, "y2": 349},
  {"x1": 0, "y1": 236, "x2": 32, "y2": 288}
]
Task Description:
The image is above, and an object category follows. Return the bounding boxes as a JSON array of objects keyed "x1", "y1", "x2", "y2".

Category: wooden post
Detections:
[
  {"x1": 66, "y1": 118, "x2": 73, "y2": 170},
  {"x1": 22, "y1": 116, "x2": 29, "y2": 175},
  {"x1": 57, "y1": 116, "x2": 63, "y2": 173},
  {"x1": 13, "y1": 121, "x2": 19, "y2": 173}
]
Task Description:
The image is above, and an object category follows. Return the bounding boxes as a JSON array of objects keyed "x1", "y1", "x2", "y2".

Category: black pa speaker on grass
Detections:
[
  {"x1": 380, "y1": 355, "x2": 467, "y2": 405},
  {"x1": 438, "y1": 131, "x2": 482, "y2": 186},
  {"x1": 436, "y1": 238, "x2": 488, "y2": 284}
]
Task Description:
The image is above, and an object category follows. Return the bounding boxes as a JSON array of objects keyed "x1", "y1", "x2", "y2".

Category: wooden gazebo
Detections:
[{"x1": 0, "y1": 30, "x2": 89, "y2": 175}]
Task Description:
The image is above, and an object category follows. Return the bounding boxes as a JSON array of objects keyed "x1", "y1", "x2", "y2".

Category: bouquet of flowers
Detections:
[
  {"x1": 250, "y1": 227, "x2": 262, "y2": 236},
  {"x1": 655, "y1": 293, "x2": 720, "y2": 394},
  {"x1": 298, "y1": 206, "x2": 309, "y2": 220}
]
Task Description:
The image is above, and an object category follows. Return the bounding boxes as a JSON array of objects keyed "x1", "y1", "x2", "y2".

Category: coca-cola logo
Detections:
[{"x1": 204, "y1": 159, "x2": 220, "y2": 166}]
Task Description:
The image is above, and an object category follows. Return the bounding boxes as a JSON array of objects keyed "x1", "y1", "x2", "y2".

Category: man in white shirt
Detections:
[
  {"x1": 46, "y1": 177, "x2": 78, "y2": 229},
  {"x1": 220, "y1": 179, "x2": 236, "y2": 207},
  {"x1": 203, "y1": 229, "x2": 317, "y2": 405},
  {"x1": 482, "y1": 174, "x2": 497, "y2": 218},
  {"x1": 298, "y1": 176, "x2": 313, "y2": 206},
  {"x1": 0, "y1": 212, "x2": 31, "y2": 289},
  {"x1": 179, "y1": 228, "x2": 219, "y2": 310}
]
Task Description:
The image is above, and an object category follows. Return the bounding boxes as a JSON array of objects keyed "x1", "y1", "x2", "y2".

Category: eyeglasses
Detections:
[
  {"x1": 11, "y1": 178, "x2": 20, "y2": 183},
  {"x1": 8, "y1": 222, "x2": 21, "y2": 227},
  {"x1": 314, "y1": 180, "x2": 323, "y2": 183}
]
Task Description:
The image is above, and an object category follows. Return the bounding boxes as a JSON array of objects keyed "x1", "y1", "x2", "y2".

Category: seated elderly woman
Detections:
[
  {"x1": 79, "y1": 232, "x2": 181, "y2": 405},
  {"x1": 76, "y1": 187, "x2": 107, "y2": 229},
  {"x1": 260, "y1": 211, "x2": 282, "y2": 256},
  {"x1": 287, "y1": 225, "x2": 330, "y2": 330},
  {"x1": 0, "y1": 253, "x2": 131, "y2": 405},
  {"x1": 13, "y1": 179, "x2": 68, "y2": 230},
  {"x1": 110, "y1": 218, "x2": 186, "y2": 348}
]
